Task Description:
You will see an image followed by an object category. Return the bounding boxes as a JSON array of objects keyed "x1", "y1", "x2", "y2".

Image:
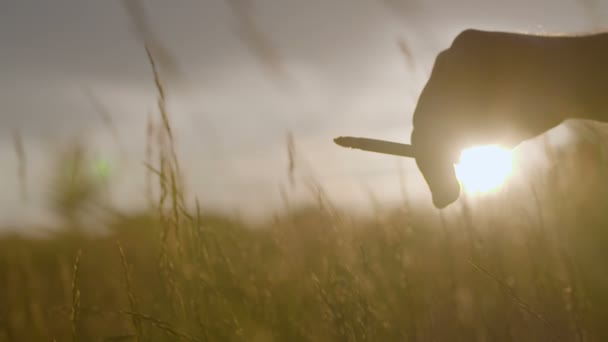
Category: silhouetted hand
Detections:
[{"x1": 411, "y1": 29, "x2": 606, "y2": 208}]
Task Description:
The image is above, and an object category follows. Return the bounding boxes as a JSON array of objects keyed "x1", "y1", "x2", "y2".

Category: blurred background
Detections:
[
  {"x1": 2, "y1": 0, "x2": 606, "y2": 228},
  {"x1": 2, "y1": 0, "x2": 608, "y2": 341}
]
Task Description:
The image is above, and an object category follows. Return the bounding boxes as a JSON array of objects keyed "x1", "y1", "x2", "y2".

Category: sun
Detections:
[{"x1": 454, "y1": 145, "x2": 514, "y2": 194}]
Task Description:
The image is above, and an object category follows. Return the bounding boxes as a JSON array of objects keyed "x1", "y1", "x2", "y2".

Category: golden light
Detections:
[{"x1": 454, "y1": 145, "x2": 514, "y2": 194}]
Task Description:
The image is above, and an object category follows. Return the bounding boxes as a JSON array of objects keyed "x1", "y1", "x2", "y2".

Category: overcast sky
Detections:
[{"x1": 0, "y1": 0, "x2": 604, "y2": 228}]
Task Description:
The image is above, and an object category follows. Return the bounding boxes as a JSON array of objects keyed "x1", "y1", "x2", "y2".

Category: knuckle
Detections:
[{"x1": 452, "y1": 29, "x2": 481, "y2": 48}]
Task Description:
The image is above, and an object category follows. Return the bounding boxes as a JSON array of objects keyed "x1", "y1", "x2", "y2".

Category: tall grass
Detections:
[
  {"x1": 2, "y1": 145, "x2": 608, "y2": 341},
  {"x1": 3, "y1": 4, "x2": 608, "y2": 340},
  {"x1": 2, "y1": 113, "x2": 608, "y2": 341}
]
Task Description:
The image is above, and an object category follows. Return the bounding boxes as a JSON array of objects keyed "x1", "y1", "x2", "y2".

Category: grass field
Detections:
[
  {"x1": 2, "y1": 138, "x2": 608, "y2": 341},
  {"x1": 3, "y1": 24, "x2": 608, "y2": 342}
]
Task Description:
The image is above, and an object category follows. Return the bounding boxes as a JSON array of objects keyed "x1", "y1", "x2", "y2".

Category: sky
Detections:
[{"x1": 0, "y1": 0, "x2": 605, "y2": 228}]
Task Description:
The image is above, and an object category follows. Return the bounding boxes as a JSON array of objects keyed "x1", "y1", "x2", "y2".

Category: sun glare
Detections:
[{"x1": 454, "y1": 145, "x2": 514, "y2": 194}]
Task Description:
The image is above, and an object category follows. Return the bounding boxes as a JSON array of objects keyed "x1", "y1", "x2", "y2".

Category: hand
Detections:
[{"x1": 411, "y1": 29, "x2": 580, "y2": 208}]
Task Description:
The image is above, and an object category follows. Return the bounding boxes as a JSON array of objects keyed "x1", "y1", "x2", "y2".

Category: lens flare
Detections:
[
  {"x1": 454, "y1": 145, "x2": 514, "y2": 194},
  {"x1": 93, "y1": 158, "x2": 112, "y2": 181}
]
